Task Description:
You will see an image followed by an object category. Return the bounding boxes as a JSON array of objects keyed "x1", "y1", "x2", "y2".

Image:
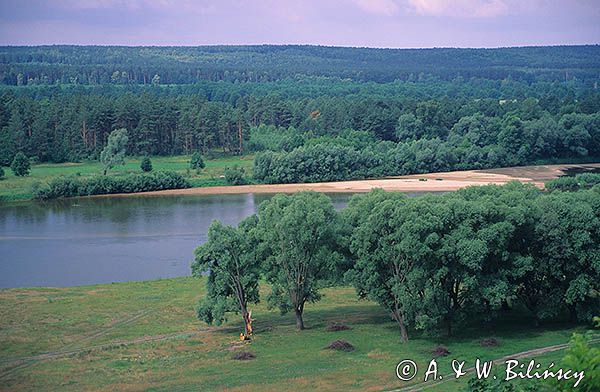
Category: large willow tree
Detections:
[
  {"x1": 257, "y1": 191, "x2": 340, "y2": 330},
  {"x1": 192, "y1": 217, "x2": 261, "y2": 339}
]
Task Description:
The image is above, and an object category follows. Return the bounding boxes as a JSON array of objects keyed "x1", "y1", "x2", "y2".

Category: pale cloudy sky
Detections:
[{"x1": 0, "y1": 0, "x2": 598, "y2": 47}]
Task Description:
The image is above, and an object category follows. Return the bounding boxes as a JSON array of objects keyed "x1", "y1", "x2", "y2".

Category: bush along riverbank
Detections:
[{"x1": 32, "y1": 171, "x2": 190, "y2": 200}]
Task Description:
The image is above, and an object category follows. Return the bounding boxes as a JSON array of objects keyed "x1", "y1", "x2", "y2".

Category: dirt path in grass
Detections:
[
  {"x1": 92, "y1": 163, "x2": 600, "y2": 198},
  {"x1": 385, "y1": 336, "x2": 600, "y2": 392}
]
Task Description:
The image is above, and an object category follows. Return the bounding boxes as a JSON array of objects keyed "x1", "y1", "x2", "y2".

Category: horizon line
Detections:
[{"x1": 1, "y1": 42, "x2": 599, "y2": 50}]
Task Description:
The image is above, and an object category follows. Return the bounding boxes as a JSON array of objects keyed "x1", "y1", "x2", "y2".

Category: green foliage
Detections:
[
  {"x1": 342, "y1": 184, "x2": 600, "y2": 338},
  {"x1": 100, "y1": 128, "x2": 128, "y2": 175},
  {"x1": 463, "y1": 378, "x2": 522, "y2": 392},
  {"x1": 140, "y1": 156, "x2": 153, "y2": 172},
  {"x1": 254, "y1": 143, "x2": 371, "y2": 184},
  {"x1": 554, "y1": 319, "x2": 600, "y2": 392},
  {"x1": 256, "y1": 191, "x2": 341, "y2": 330},
  {"x1": 190, "y1": 152, "x2": 205, "y2": 171},
  {"x1": 546, "y1": 173, "x2": 600, "y2": 191},
  {"x1": 527, "y1": 191, "x2": 600, "y2": 323},
  {"x1": 10, "y1": 152, "x2": 30, "y2": 176},
  {"x1": 0, "y1": 166, "x2": 4, "y2": 179},
  {"x1": 192, "y1": 218, "x2": 261, "y2": 335},
  {"x1": 347, "y1": 194, "x2": 440, "y2": 341},
  {"x1": 248, "y1": 125, "x2": 304, "y2": 152},
  {"x1": 32, "y1": 171, "x2": 190, "y2": 200},
  {"x1": 223, "y1": 165, "x2": 247, "y2": 185},
  {"x1": 4, "y1": 45, "x2": 600, "y2": 86}
]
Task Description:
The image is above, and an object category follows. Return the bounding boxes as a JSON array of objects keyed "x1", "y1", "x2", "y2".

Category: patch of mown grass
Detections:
[
  {"x1": 0, "y1": 278, "x2": 594, "y2": 391},
  {"x1": 0, "y1": 154, "x2": 254, "y2": 202}
]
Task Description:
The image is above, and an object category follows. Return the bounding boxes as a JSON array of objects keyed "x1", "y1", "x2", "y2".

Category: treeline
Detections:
[
  {"x1": 193, "y1": 184, "x2": 600, "y2": 341},
  {"x1": 546, "y1": 173, "x2": 600, "y2": 191},
  {"x1": 1, "y1": 86, "x2": 599, "y2": 168},
  {"x1": 2, "y1": 45, "x2": 599, "y2": 85},
  {"x1": 254, "y1": 109, "x2": 600, "y2": 183},
  {"x1": 32, "y1": 171, "x2": 189, "y2": 200}
]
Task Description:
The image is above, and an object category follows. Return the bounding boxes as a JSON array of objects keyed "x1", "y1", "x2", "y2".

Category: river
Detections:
[{"x1": 0, "y1": 193, "x2": 357, "y2": 288}]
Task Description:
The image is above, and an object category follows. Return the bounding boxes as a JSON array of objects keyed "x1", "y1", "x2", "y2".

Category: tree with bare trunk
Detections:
[
  {"x1": 347, "y1": 195, "x2": 442, "y2": 342},
  {"x1": 256, "y1": 191, "x2": 340, "y2": 330},
  {"x1": 193, "y1": 217, "x2": 261, "y2": 339}
]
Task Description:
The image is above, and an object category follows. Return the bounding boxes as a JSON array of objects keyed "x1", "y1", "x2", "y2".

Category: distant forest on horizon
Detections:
[{"x1": 1, "y1": 44, "x2": 600, "y2": 85}]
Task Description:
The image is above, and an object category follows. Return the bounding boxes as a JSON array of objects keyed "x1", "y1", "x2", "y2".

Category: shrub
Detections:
[
  {"x1": 190, "y1": 152, "x2": 205, "y2": 170},
  {"x1": 33, "y1": 176, "x2": 81, "y2": 200},
  {"x1": 140, "y1": 156, "x2": 153, "y2": 172},
  {"x1": 546, "y1": 173, "x2": 600, "y2": 191},
  {"x1": 0, "y1": 166, "x2": 4, "y2": 180},
  {"x1": 11, "y1": 152, "x2": 31, "y2": 177},
  {"x1": 33, "y1": 171, "x2": 190, "y2": 200},
  {"x1": 224, "y1": 165, "x2": 248, "y2": 185},
  {"x1": 553, "y1": 323, "x2": 600, "y2": 391}
]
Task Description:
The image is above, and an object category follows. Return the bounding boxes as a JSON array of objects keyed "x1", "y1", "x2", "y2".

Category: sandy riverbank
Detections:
[{"x1": 94, "y1": 163, "x2": 600, "y2": 198}]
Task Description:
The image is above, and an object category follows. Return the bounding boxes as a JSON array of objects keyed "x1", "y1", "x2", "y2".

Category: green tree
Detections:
[
  {"x1": 349, "y1": 196, "x2": 442, "y2": 341},
  {"x1": 530, "y1": 191, "x2": 600, "y2": 323},
  {"x1": 257, "y1": 191, "x2": 340, "y2": 330},
  {"x1": 224, "y1": 165, "x2": 247, "y2": 185},
  {"x1": 0, "y1": 166, "x2": 4, "y2": 179},
  {"x1": 192, "y1": 217, "x2": 261, "y2": 338},
  {"x1": 10, "y1": 151, "x2": 30, "y2": 176},
  {"x1": 189, "y1": 151, "x2": 205, "y2": 171},
  {"x1": 140, "y1": 156, "x2": 152, "y2": 172},
  {"x1": 100, "y1": 128, "x2": 128, "y2": 175},
  {"x1": 395, "y1": 113, "x2": 424, "y2": 141}
]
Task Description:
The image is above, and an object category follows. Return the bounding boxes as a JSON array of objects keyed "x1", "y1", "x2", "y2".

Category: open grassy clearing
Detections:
[
  {"x1": 0, "y1": 278, "x2": 593, "y2": 391},
  {"x1": 0, "y1": 155, "x2": 254, "y2": 202}
]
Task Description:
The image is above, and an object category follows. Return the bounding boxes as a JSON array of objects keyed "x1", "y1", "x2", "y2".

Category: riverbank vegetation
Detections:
[
  {"x1": 0, "y1": 154, "x2": 254, "y2": 201},
  {"x1": 194, "y1": 184, "x2": 600, "y2": 344},
  {"x1": 31, "y1": 170, "x2": 189, "y2": 200}
]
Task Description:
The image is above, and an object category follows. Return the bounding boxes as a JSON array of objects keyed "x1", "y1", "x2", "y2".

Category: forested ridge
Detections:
[
  {"x1": 2, "y1": 45, "x2": 600, "y2": 85},
  {"x1": 1, "y1": 45, "x2": 600, "y2": 181}
]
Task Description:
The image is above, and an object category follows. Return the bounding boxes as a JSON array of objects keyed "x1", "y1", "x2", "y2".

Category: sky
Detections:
[{"x1": 0, "y1": 0, "x2": 598, "y2": 48}]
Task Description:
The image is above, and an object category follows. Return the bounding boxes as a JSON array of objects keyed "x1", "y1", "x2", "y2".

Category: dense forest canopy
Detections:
[
  {"x1": 2, "y1": 45, "x2": 600, "y2": 85},
  {"x1": 1, "y1": 45, "x2": 599, "y2": 180}
]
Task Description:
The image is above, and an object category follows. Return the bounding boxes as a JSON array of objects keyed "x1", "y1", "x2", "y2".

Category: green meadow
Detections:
[
  {"x1": 0, "y1": 155, "x2": 254, "y2": 202},
  {"x1": 0, "y1": 278, "x2": 594, "y2": 391}
]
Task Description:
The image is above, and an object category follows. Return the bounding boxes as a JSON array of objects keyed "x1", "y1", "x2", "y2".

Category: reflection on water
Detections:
[{"x1": 0, "y1": 193, "x2": 352, "y2": 288}]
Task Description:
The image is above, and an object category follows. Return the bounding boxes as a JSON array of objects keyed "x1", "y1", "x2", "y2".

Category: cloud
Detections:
[
  {"x1": 406, "y1": 0, "x2": 510, "y2": 18},
  {"x1": 353, "y1": 0, "x2": 400, "y2": 16}
]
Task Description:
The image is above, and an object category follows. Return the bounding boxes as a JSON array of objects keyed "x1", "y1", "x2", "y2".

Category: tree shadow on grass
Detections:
[{"x1": 206, "y1": 303, "x2": 388, "y2": 337}]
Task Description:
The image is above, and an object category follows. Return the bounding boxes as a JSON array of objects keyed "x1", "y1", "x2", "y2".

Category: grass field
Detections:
[
  {"x1": 0, "y1": 278, "x2": 594, "y2": 391},
  {"x1": 0, "y1": 155, "x2": 254, "y2": 202}
]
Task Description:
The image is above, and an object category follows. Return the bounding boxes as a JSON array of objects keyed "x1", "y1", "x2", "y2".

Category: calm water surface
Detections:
[{"x1": 0, "y1": 193, "x2": 354, "y2": 288}]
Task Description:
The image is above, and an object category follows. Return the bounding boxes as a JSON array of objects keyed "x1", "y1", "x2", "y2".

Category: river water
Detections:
[{"x1": 0, "y1": 193, "x2": 355, "y2": 288}]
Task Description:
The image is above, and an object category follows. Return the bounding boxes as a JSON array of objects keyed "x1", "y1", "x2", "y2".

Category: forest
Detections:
[
  {"x1": 1, "y1": 46, "x2": 600, "y2": 186},
  {"x1": 2, "y1": 45, "x2": 600, "y2": 85}
]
